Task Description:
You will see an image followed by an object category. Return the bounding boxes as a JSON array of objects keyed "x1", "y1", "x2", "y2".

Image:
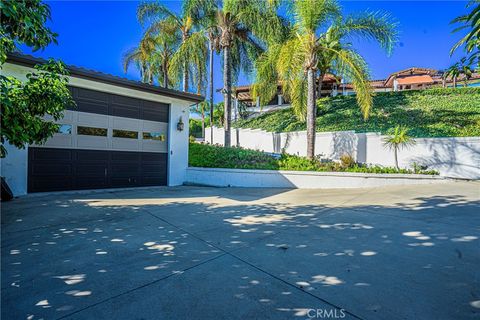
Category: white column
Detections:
[{"x1": 277, "y1": 94, "x2": 283, "y2": 106}]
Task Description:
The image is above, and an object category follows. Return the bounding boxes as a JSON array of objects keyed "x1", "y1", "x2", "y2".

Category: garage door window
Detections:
[
  {"x1": 78, "y1": 126, "x2": 108, "y2": 137},
  {"x1": 143, "y1": 132, "x2": 166, "y2": 141},
  {"x1": 113, "y1": 129, "x2": 138, "y2": 139},
  {"x1": 57, "y1": 124, "x2": 72, "y2": 134}
]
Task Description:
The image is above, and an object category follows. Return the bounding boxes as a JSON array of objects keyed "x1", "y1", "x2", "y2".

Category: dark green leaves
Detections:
[
  {"x1": 0, "y1": 61, "x2": 76, "y2": 158},
  {"x1": 0, "y1": 0, "x2": 57, "y2": 64}
]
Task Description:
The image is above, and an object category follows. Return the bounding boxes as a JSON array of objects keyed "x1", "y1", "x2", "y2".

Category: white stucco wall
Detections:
[
  {"x1": 205, "y1": 126, "x2": 480, "y2": 179},
  {"x1": 186, "y1": 167, "x2": 447, "y2": 189},
  {"x1": 0, "y1": 142, "x2": 28, "y2": 196},
  {"x1": 365, "y1": 133, "x2": 480, "y2": 179},
  {"x1": 1, "y1": 62, "x2": 194, "y2": 195}
]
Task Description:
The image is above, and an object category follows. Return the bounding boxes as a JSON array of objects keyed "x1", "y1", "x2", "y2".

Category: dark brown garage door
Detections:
[{"x1": 28, "y1": 147, "x2": 167, "y2": 192}]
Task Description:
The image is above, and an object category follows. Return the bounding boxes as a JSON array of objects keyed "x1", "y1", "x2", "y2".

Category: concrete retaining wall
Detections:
[
  {"x1": 205, "y1": 127, "x2": 480, "y2": 179},
  {"x1": 186, "y1": 167, "x2": 448, "y2": 189}
]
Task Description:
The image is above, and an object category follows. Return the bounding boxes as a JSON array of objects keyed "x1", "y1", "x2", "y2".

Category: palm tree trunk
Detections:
[
  {"x1": 223, "y1": 45, "x2": 232, "y2": 147},
  {"x1": 306, "y1": 68, "x2": 316, "y2": 159},
  {"x1": 394, "y1": 146, "x2": 399, "y2": 170},
  {"x1": 183, "y1": 62, "x2": 189, "y2": 92},
  {"x1": 317, "y1": 72, "x2": 323, "y2": 97},
  {"x1": 182, "y1": 33, "x2": 189, "y2": 92},
  {"x1": 163, "y1": 62, "x2": 168, "y2": 88},
  {"x1": 453, "y1": 75, "x2": 457, "y2": 88},
  {"x1": 201, "y1": 111, "x2": 205, "y2": 139},
  {"x1": 209, "y1": 38, "x2": 214, "y2": 144}
]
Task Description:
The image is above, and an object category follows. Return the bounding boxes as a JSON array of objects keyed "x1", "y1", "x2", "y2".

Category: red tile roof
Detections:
[{"x1": 396, "y1": 75, "x2": 434, "y2": 85}]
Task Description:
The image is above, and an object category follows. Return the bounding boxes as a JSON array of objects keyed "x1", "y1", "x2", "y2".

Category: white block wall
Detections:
[{"x1": 205, "y1": 126, "x2": 480, "y2": 179}]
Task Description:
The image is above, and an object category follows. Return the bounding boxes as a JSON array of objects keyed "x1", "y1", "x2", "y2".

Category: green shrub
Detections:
[
  {"x1": 189, "y1": 118, "x2": 203, "y2": 138},
  {"x1": 234, "y1": 88, "x2": 480, "y2": 137},
  {"x1": 189, "y1": 143, "x2": 439, "y2": 175}
]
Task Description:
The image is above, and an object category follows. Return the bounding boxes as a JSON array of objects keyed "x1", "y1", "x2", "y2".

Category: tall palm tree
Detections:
[
  {"x1": 185, "y1": 0, "x2": 285, "y2": 147},
  {"x1": 137, "y1": 2, "x2": 195, "y2": 92},
  {"x1": 183, "y1": 0, "x2": 221, "y2": 143},
  {"x1": 124, "y1": 16, "x2": 179, "y2": 88},
  {"x1": 253, "y1": 1, "x2": 397, "y2": 159}
]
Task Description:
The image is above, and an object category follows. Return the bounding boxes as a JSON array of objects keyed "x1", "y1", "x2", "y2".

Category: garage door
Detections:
[
  {"x1": 28, "y1": 148, "x2": 167, "y2": 192},
  {"x1": 28, "y1": 87, "x2": 169, "y2": 193}
]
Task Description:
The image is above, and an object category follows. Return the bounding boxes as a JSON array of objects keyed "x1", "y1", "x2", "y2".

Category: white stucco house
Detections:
[{"x1": 1, "y1": 53, "x2": 204, "y2": 196}]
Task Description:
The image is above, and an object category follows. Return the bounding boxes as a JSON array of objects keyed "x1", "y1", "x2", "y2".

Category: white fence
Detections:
[{"x1": 205, "y1": 127, "x2": 480, "y2": 179}]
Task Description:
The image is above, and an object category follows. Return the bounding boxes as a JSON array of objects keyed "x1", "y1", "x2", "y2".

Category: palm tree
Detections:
[
  {"x1": 443, "y1": 64, "x2": 460, "y2": 88},
  {"x1": 122, "y1": 32, "x2": 156, "y2": 84},
  {"x1": 191, "y1": 101, "x2": 210, "y2": 138},
  {"x1": 450, "y1": 0, "x2": 480, "y2": 56},
  {"x1": 444, "y1": 57, "x2": 475, "y2": 88},
  {"x1": 185, "y1": 0, "x2": 285, "y2": 147},
  {"x1": 383, "y1": 126, "x2": 416, "y2": 170},
  {"x1": 253, "y1": 1, "x2": 397, "y2": 159},
  {"x1": 184, "y1": 0, "x2": 221, "y2": 144},
  {"x1": 137, "y1": 2, "x2": 195, "y2": 92}
]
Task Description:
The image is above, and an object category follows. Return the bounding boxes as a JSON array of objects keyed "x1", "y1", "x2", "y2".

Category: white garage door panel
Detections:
[
  {"x1": 143, "y1": 120, "x2": 168, "y2": 132},
  {"x1": 142, "y1": 140, "x2": 168, "y2": 153},
  {"x1": 77, "y1": 136, "x2": 109, "y2": 149},
  {"x1": 77, "y1": 112, "x2": 109, "y2": 127},
  {"x1": 42, "y1": 134, "x2": 73, "y2": 148},
  {"x1": 35, "y1": 111, "x2": 168, "y2": 153},
  {"x1": 112, "y1": 117, "x2": 141, "y2": 131},
  {"x1": 112, "y1": 137, "x2": 141, "y2": 151}
]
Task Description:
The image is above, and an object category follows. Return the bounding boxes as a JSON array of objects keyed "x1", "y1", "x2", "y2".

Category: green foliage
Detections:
[
  {"x1": 0, "y1": 0, "x2": 75, "y2": 158},
  {"x1": 189, "y1": 118, "x2": 204, "y2": 138},
  {"x1": 189, "y1": 142, "x2": 279, "y2": 170},
  {"x1": 253, "y1": 2, "x2": 398, "y2": 121},
  {"x1": 383, "y1": 125, "x2": 415, "y2": 150},
  {"x1": 235, "y1": 88, "x2": 480, "y2": 137},
  {"x1": 1, "y1": 61, "x2": 76, "y2": 157},
  {"x1": 0, "y1": 0, "x2": 58, "y2": 64},
  {"x1": 450, "y1": 0, "x2": 480, "y2": 55},
  {"x1": 189, "y1": 143, "x2": 438, "y2": 174}
]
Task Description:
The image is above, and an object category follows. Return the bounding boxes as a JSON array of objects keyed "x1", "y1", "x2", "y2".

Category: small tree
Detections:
[
  {"x1": 0, "y1": 0, "x2": 75, "y2": 158},
  {"x1": 383, "y1": 126, "x2": 416, "y2": 170}
]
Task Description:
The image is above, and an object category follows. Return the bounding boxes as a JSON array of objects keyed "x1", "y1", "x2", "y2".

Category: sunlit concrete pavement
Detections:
[{"x1": 2, "y1": 181, "x2": 479, "y2": 320}]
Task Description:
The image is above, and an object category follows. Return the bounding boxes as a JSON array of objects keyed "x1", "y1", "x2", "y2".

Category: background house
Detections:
[{"x1": 231, "y1": 67, "x2": 480, "y2": 118}]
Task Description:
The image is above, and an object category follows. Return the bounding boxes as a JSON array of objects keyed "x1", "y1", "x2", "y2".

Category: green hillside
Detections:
[{"x1": 234, "y1": 88, "x2": 480, "y2": 137}]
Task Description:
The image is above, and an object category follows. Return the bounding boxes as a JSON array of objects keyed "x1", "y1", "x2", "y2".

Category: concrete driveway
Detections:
[{"x1": 2, "y1": 182, "x2": 479, "y2": 320}]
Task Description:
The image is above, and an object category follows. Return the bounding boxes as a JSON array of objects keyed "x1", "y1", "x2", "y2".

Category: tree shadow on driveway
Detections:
[{"x1": 1, "y1": 186, "x2": 479, "y2": 320}]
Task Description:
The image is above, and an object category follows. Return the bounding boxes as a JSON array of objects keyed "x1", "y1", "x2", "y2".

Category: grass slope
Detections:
[{"x1": 234, "y1": 88, "x2": 480, "y2": 137}]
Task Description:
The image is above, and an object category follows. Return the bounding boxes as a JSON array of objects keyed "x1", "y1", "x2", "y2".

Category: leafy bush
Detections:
[
  {"x1": 189, "y1": 118, "x2": 203, "y2": 138},
  {"x1": 339, "y1": 154, "x2": 356, "y2": 168},
  {"x1": 189, "y1": 143, "x2": 438, "y2": 175},
  {"x1": 234, "y1": 88, "x2": 480, "y2": 137}
]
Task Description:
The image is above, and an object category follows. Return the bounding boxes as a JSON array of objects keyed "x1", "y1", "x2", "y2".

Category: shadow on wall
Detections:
[
  {"x1": 2, "y1": 189, "x2": 479, "y2": 319},
  {"x1": 330, "y1": 131, "x2": 357, "y2": 160},
  {"x1": 409, "y1": 138, "x2": 480, "y2": 179}
]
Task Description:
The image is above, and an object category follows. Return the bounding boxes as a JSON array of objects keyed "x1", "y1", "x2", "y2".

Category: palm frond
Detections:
[
  {"x1": 293, "y1": 0, "x2": 339, "y2": 33},
  {"x1": 342, "y1": 11, "x2": 398, "y2": 55},
  {"x1": 137, "y1": 2, "x2": 181, "y2": 26},
  {"x1": 324, "y1": 47, "x2": 373, "y2": 119}
]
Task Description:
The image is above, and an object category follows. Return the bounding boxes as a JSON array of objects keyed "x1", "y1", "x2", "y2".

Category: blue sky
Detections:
[{"x1": 20, "y1": 1, "x2": 470, "y2": 102}]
